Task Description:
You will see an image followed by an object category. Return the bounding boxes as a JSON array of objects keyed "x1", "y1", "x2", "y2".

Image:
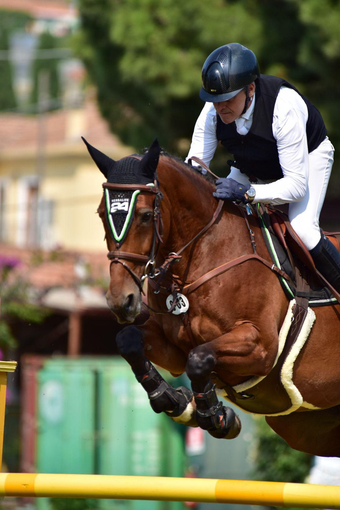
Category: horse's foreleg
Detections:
[
  {"x1": 186, "y1": 345, "x2": 241, "y2": 439},
  {"x1": 186, "y1": 320, "x2": 275, "y2": 439},
  {"x1": 115, "y1": 325, "x2": 196, "y2": 424}
]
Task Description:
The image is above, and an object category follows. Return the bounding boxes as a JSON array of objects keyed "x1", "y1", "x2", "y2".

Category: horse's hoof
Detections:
[{"x1": 208, "y1": 407, "x2": 242, "y2": 439}]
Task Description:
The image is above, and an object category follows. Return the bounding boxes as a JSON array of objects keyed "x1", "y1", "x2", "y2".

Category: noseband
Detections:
[{"x1": 103, "y1": 182, "x2": 163, "y2": 292}]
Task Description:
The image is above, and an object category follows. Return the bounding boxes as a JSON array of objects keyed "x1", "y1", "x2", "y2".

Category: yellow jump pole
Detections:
[
  {"x1": 0, "y1": 474, "x2": 339, "y2": 508},
  {"x1": 0, "y1": 361, "x2": 17, "y2": 471}
]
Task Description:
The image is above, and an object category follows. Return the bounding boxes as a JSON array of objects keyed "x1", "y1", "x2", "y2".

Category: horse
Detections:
[{"x1": 83, "y1": 137, "x2": 340, "y2": 457}]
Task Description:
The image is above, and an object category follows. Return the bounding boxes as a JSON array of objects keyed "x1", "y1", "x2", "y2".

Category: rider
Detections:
[{"x1": 186, "y1": 42, "x2": 340, "y2": 293}]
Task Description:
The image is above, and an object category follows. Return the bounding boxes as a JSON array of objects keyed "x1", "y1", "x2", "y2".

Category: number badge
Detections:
[{"x1": 166, "y1": 293, "x2": 190, "y2": 315}]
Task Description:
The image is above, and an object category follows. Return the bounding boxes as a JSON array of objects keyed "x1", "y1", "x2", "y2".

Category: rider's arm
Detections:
[
  {"x1": 252, "y1": 87, "x2": 309, "y2": 205},
  {"x1": 186, "y1": 102, "x2": 218, "y2": 168}
]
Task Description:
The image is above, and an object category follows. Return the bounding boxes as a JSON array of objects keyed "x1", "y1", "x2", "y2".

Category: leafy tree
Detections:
[
  {"x1": 30, "y1": 31, "x2": 62, "y2": 110},
  {"x1": 290, "y1": 0, "x2": 340, "y2": 176},
  {"x1": 253, "y1": 417, "x2": 312, "y2": 483},
  {"x1": 0, "y1": 9, "x2": 31, "y2": 111},
  {"x1": 0, "y1": 256, "x2": 47, "y2": 355},
  {"x1": 75, "y1": 0, "x2": 340, "y2": 182},
  {"x1": 75, "y1": 0, "x2": 263, "y2": 151}
]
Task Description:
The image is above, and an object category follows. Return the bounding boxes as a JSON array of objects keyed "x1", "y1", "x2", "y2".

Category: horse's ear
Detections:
[
  {"x1": 140, "y1": 139, "x2": 161, "y2": 181},
  {"x1": 82, "y1": 137, "x2": 115, "y2": 178}
]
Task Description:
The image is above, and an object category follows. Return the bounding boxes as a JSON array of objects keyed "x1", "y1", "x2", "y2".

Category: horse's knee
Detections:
[
  {"x1": 115, "y1": 326, "x2": 147, "y2": 375},
  {"x1": 186, "y1": 345, "x2": 216, "y2": 384}
]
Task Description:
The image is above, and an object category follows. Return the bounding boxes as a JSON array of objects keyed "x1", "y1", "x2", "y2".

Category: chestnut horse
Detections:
[{"x1": 84, "y1": 137, "x2": 340, "y2": 457}]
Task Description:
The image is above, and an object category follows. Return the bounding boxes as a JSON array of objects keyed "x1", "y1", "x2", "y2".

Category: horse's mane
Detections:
[{"x1": 141, "y1": 147, "x2": 216, "y2": 186}]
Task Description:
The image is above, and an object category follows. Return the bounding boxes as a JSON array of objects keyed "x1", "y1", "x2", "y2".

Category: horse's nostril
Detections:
[{"x1": 124, "y1": 294, "x2": 134, "y2": 313}]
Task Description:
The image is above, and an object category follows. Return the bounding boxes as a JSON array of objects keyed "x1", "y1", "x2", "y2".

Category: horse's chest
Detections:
[
  {"x1": 161, "y1": 311, "x2": 218, "y2": 355},
  {"x1": 160, "y1": 315, "x2": 197, "y2": 354}
]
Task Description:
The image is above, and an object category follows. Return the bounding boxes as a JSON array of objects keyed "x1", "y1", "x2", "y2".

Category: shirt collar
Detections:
[{"x1": 239, "y1": 93, "x2": 256, "y2": 121}]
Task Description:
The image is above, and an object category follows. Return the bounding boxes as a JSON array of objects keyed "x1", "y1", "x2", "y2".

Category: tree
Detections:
[
  {"x1": 30, "y1": 31, "x2": 62, "y2": 110},
  {"x1": 0, "y1": 256, "x2": 47, "y2": 356},
  {"x1": 75, "y1": 0, "x2": 263, "y2": 152},
  {"x1": 0, "y1": 9, "x2": 31, "y2": 111},
  {"x1": 75, "y1": 0, "x2": 340, "y2": 180}
]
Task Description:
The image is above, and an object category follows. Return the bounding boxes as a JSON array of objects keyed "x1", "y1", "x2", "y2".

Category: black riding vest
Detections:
[{"x1": 216, "y1": 75, "x2": 327, "y2": 181}]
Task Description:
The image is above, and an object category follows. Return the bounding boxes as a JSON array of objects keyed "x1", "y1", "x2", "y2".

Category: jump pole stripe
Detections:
[{"x1": 1, "y1": 474, "x2": 340, "y2": 507}]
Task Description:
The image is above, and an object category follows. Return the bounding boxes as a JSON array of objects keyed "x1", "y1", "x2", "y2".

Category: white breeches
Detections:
[{"x1": 229, "y1": 137, "x2": 335, "y2": 251}]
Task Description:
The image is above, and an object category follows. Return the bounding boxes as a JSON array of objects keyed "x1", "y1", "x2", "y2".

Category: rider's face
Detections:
[{"x1": 213, "y1": 84, "x2": 254, "y2": 124}]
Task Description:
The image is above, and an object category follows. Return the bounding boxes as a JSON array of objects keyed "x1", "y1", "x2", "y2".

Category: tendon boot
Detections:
[
  {"x1": 193, "y1": 380, "x2": 241, "y2": 439},
  {"x1": 310, "y1": 234, "x2": 340, "y2": 293},
  {"x1": 136, "y1": 362, "x2": 193, "y2": 417},
  {"x1": 115, "y1": 326, "x2": 193, "y2": 417}
]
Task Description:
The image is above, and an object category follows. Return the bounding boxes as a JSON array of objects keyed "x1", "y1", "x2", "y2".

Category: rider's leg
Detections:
[
  {"x1": 310, "y1": 234, "x2": 340, "y2": 292},
  {"x1": 289, "y1": 138, "x2": 340, "y2": 290}
]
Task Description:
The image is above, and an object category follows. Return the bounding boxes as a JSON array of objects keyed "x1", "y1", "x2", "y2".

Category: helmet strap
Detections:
[{"x1": 242, "y1": 86, "x2": 251, "y2": 114}]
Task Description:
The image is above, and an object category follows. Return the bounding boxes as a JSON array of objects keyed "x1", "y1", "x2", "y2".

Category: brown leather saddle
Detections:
[{"x1": 262, "y1": 204, "x2": 340, "y2": 305}]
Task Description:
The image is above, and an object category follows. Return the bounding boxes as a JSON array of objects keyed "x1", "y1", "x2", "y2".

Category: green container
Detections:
[
  {"x1": 37, "y1": 363, "x2": 96, "y2": 475},
  {"x1": 36, "y1": 357, "x2": 185, "y2": 510}
]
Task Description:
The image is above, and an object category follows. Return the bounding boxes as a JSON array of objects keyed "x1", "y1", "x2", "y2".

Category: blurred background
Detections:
[{"x1": 0, "y1": 0, "x2": 340, "y2": 509}]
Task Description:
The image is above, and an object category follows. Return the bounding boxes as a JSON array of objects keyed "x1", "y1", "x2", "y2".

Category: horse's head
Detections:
[{"x1": 83, "y1": 137, "x2": 162, "y2": 324}]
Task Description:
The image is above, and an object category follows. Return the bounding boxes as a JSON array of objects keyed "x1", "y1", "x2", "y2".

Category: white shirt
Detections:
[{"x1": 186, "y1": 86, "x2": 310, "y2": 205}]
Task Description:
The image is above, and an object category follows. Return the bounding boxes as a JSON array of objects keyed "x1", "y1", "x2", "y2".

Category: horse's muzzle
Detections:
[{"x1": 106, "y1": 290, "x2": 142, "y2": 324}]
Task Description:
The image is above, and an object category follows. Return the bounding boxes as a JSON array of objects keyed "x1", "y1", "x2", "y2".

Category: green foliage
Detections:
[
  {"x1": 253, "y1": 417, "x2": 312, "y2": 482},
  {"x1": 75, "y1": 0, "x2": 340, "y2": 179},
  {"x1": 30, "y1": 31, "x2": 62, "y2": 108},
  {"x1": 0, "y1": 9, "x2": 32, "y2": 111},
  {"x1": 50, "y1": 498, "x2": 97, "y2": 510},
  {"x1": 75, "y1": 0, "x2": 262, "y2": 151},
  {"x1": 0, "y1": 256, "x2": 47, "y2": 351}
]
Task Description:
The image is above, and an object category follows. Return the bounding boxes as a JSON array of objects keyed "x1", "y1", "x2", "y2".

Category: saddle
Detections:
[{"x1": 258, "y1": 204, "x2": 340, "y2": 306}]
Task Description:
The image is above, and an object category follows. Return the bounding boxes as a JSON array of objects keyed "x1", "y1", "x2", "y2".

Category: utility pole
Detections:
[{"x1": 32, "y1": 69, "x2": 50, "y2": 247}]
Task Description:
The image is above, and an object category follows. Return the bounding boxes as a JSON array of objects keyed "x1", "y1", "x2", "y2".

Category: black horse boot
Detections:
[{"x1": 310, "y1": 234, "x2": 340, "y2": 293}]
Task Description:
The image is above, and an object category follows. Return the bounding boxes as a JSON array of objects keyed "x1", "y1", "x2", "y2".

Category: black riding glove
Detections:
[{"x1": 213, "y1": 178, "x2": 250, "y2": 203}]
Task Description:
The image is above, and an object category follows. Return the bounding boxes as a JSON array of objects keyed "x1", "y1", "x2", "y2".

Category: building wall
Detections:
[{"x1": 0, "y1": 108, "x2": 132, "y2": 252}]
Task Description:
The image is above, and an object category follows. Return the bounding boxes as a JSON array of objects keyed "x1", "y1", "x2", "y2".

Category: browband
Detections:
[{"x1": 102, "y1": 182, "x2": 159, "y2": 193}]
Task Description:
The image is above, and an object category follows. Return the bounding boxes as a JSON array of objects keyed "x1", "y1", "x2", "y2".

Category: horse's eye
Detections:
[{"x1": 141, "y1": 212, "x2": 153, "y2": 224}]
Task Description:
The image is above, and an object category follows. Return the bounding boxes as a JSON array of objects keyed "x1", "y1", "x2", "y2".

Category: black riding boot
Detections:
[{"x1": 310, "y1": 234, "x2": 340, "y2": 293}]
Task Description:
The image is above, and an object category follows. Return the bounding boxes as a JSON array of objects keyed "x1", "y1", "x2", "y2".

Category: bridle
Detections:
[
  {"x1": 102, "y1": 178, "x2": 225, "y2": 297},
  {"x1": 103, "y1": 181, "x2": 163, "y2": 293}
]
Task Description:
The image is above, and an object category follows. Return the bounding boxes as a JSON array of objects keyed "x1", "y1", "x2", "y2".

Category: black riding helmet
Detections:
[{"x1": 200, "y1": 43, "x2": 259, "y2": 103}]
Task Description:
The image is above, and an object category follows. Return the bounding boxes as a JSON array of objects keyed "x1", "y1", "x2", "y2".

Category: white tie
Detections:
[{"x1": 236, "y1": 117, "x2": 248, "y2": 136}]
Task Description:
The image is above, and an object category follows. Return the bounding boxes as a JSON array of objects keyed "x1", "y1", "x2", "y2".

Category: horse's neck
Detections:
[
  {"x1": 159, "y1": 163, "x2": 217, "y2": 249},
  {"x1": 158, "y1": 171, "x2": 264, "y2": 281}
]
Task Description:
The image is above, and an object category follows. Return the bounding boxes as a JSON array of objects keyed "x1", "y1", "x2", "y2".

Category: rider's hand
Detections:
[{"x1": 213, "y1": 177, "x2": 250, "y2": 203}]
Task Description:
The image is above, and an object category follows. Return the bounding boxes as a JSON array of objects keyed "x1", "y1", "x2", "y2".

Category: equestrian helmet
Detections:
[{"x1": 200, "y1": 43, "x2": 259, "y2": 102}]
